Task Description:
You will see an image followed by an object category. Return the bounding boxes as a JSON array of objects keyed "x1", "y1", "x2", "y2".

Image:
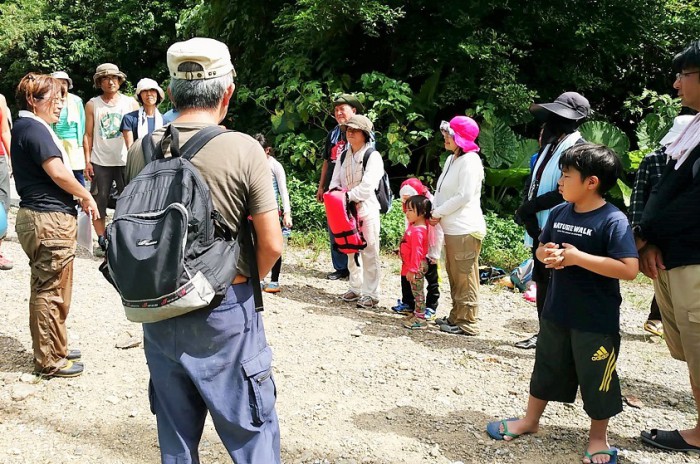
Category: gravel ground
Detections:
[{"x1": 0, "y1": 205, "x2": 698, "y2": 464}]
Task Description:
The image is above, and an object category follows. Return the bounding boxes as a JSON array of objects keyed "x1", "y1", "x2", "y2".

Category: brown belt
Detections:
[{"x1": 232, "y1": 275, "x2": 249, "y2": 285}]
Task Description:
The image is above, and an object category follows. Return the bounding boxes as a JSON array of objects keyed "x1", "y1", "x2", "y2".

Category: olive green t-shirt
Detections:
[{"x1": 125, "y1": 122, "x2": 277, "y2": 277}]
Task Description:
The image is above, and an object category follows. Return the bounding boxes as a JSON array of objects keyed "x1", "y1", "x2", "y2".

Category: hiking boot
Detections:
[
  {"x1": 356, "y1": 296, "x2": 379, "y2": 309},
  {"x1": 341, "y1": 290, "x2": 361, "y2": 302},
  {"x1": 390, "y1": 299, "x2": 413, "y2": 315},
  {"x1": 0, "y1": 253, "x2": 13, "y2": 270},
  {"x1": 440, "y1": 322, "x2": 479, "y2": 336},
  {"x1": 37, "y1": 360, "x2": 84, "y2": 378},
  {"x1": 434, "y1": 316, "x2": 452, "y2": 326},
  {"x1": 327, "y1": 270, "x2": 350, "y2": 280},
  {"x1": 264, "y1": 282, "x2": 281, "y2": 293}
]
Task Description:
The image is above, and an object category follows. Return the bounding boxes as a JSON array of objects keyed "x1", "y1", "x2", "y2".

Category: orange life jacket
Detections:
[{"x1": 323, "y1": 189, "x2": 366, "y2": 254}]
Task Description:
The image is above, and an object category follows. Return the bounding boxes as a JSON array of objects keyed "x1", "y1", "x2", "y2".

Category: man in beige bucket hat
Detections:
[
  {"x1": 84, "y1": 63, "x2": 138, "y2": 253},
  {"x1": 124, "y1": 37, "x2": 282, "y2": 463}
]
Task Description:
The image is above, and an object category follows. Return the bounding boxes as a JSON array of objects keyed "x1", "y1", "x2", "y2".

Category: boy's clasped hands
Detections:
[{"x1": 542, "y1": 242, "x2": 580, "y2": 269}]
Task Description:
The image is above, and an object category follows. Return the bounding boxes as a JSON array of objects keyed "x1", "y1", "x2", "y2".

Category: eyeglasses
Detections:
[
  {"x1": 38, "y1": 95, "x2": 65, "y2": 104},
  {"x1": 439, "y1": 120, "x2": 454, "y2": 136},
  {"x1": 676, "y1": 71, "x2": 700, "y2": 80}
]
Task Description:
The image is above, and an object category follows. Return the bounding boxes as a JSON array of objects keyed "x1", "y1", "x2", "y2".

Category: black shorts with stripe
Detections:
[{"x1": 530, "y1": 317, "x2": 622, "y2": 420}]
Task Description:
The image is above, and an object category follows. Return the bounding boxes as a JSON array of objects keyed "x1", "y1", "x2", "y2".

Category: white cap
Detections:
[
  {"x1": 167, "y1": 38, "x2": 236, "y2": 81},
  {"x1": 135, "y1": 78, "x2": 164, "y2": 102},
  {"x1": 660, "y1": 115, "x2": 695, "y2": 147}
]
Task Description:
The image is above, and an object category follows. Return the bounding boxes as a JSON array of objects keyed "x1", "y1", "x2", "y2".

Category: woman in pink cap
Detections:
[{"x1": 430, "y1": 116, "x2": 486, "y2": 336}]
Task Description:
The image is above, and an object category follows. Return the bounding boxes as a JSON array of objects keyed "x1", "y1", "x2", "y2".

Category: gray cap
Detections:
[
  {"x1": 341, "y1": 114, "x2": 374, "y2": 138},
  {"x1": 51, "y1": 71, "x2": 73, "y2": 89}
]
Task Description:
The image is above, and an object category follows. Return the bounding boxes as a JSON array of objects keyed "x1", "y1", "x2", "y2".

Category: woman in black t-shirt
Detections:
[{"x1": 11, "y1": 73, "x2": 99, "y2": 378}]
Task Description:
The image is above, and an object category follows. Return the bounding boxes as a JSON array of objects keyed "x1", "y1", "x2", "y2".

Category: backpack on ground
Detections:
[
  {"x1": 340, "y1": 148, "x2": 394, "y2": 214},
  {"x1": 478, "y1": 265, "x2": 507, "y2": 285},
  {"x1": 104, "y1": 125, "x2": 261, "y2": 323},
  {"x1": 510, "y1": 258, "x2": 534, "y2": 292}
]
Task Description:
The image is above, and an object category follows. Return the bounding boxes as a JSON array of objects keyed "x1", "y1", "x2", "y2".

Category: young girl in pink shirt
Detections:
[{"x1": 400, "y1": 195, "x2": 433, "y2": 330}]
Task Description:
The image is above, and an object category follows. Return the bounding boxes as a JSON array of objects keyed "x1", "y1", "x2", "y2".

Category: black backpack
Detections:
[
  {"x1": 340, "y1": 148, "x2": 394, "y2": 214},
  {"x1": 104, "y1": 125, "x2": 262, "y2": 323}
]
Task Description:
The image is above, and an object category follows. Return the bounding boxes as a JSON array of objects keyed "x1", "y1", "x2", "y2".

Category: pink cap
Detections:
[
  {"x1": 399, "y1": 178, "x2": 428, "y2": 197},
  {"x1": 449, "y1": 116, "x2": 479, "y2": 153}
]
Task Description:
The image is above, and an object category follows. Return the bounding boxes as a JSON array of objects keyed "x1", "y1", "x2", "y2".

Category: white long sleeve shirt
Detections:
[
  {"x1": 329, "y1": 143, "x2": 384, "y2": 218},
  {"x1": 268, "y1": 156, "x2": 291, "y2": 214},
  {"x1": 433, "y1": 152, "x2": 486, "y2": 237}
]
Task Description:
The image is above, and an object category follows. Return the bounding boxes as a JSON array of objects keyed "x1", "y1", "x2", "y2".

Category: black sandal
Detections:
[{"x1": 641, "y1": 429, "x2": 700, "y2": 453}]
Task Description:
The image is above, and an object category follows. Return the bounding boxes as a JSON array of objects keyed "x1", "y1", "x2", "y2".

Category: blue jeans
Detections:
[
  {"x1": 73, "y1": 170, "x2": 86, "y2": 187},
  {"x1": 328, "y1": 223, "x2": 348, "y2": 272},
  {"x1": 143, "y1": 282, "x2": 280, "y2": 464}
]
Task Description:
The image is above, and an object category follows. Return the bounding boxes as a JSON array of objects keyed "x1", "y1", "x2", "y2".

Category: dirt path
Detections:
[{"x1": 0, "y1": 213, "x2": 697, "y2": 464}]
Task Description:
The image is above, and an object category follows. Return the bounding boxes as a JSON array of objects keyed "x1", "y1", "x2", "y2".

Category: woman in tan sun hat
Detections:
[{"x1": 120, "y1": 78, "x2": 165, "y2": 148}]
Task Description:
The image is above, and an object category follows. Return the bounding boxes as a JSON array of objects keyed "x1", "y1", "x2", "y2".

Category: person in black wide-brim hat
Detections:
[{"x1": 513, "y1": 91, "x2": 591, "y2": 350}]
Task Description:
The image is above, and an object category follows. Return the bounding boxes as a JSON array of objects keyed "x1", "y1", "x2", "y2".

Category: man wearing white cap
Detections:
[
  {"x1": 124, "y1": 38, "x2": 282, "y2": 463},
  {"x1": 120, "y1": 78, "x2": 165, "y2": 148},
  {"x1": 84, "y1": 63, "x2": 138, "y2": 251},
  {"x1": 50, "y1": 71, "x2": 87, "y2": 185}
]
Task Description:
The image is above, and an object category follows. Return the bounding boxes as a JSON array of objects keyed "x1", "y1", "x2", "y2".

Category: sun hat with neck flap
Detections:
[{"x1": 449, "y1": 116, "x2": 480, "y2": 153}]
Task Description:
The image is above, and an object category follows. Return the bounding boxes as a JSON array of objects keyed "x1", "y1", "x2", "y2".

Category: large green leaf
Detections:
[
  {"x1": 579, "y1": 121, "x2": 630, "y2": 159},
  {"x1": 512, "y1": 139, "x2": 540, "y2": 169},
  {"x1": 484, "y1": 167, "x2": 530, "y2": 188},
  {"x1": 637, "y1": 113, "x2": 673, "y2": 151},
  {"x1": 479, "y1": 115, "x2": 520, "y2": 169}
]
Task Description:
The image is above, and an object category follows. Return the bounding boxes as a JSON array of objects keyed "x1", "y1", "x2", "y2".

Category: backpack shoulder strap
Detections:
[
  {"x1": 180, "y1": 125, "x2": 230, "y2": 161},
  {"x1": 361, "y1": 148, "x2": 376, "y2": 171},
  {"x1": 142, "y1": 132, "x2": 156, "y2": 165}
]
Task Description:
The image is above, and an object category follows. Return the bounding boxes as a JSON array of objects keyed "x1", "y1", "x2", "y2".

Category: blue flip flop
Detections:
[
  {"x1": 584, "y1": 447, "x2": 618, "y2": 464},
  {"x1": 486, "y1": 418, "x2": 520, "y2": 441}
]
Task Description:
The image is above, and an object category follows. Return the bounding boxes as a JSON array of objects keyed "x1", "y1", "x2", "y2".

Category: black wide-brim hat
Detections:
[{"x1": 530, "y1": 91, "x2": 591, "y2": 122}]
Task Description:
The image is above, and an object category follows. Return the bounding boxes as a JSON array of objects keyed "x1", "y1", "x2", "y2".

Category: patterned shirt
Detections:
[{"x1": 629, "y1": 148, "x2": 667, "y2": 227}]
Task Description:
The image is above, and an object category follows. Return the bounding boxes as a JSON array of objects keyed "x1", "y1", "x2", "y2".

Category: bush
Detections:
[
  {"x1": 481, "y1": 212, "x2": 530, "y2": 271},
  {"x1": 287, "y1": 177, "x2": 326, "y2": 232},
  {"x1": 379, "y1": 199, "x2": 405, "y2": 251}
]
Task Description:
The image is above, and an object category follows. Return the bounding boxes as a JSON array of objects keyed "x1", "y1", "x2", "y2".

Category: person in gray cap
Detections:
[
  {"x1": 513, "y1": 91, "x2": 590, "y2": 350},
  {"x1": 50, "y1": 71, "x2": 87, "y2": 185},
  {"x1": 124, "y1": 37, "x2": 282, "y2": 464},
  {"x1": 316, "y1": 93, "x2": 367, "y2": 280},
  {"x1": 84, "y1": 63, "x2": 138, "y2": 252},
  {"x1": 329, "y1": 114, "x2": 384, "y2": 308}
]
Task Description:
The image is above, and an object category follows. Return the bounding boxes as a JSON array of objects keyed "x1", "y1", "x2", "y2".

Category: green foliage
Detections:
[
  {"x1": 379, "y1": 200, "x2": 406, "y2": 251},
  {"x1": 286, "y1": 177, "x2": 327, "y2": 232},
  {"x1": 481, "y1": 213, "x2": 531, "y2": 271},
  {"x1": 579, "y1": 121, "x2": 631, "y2": 159}
]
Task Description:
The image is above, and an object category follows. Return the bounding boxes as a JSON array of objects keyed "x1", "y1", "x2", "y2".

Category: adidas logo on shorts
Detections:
[{"x1": 591, "y1": 346, "x2": 609, "y2": 361}]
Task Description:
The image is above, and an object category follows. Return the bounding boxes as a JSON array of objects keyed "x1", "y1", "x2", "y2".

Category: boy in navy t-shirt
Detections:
[{"x1": 486, "y1": 143, "x2": 639, "y2": 464}]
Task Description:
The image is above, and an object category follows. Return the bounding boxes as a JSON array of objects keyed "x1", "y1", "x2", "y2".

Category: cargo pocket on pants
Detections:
[
  {"x1": 241, "y1": 346, "x2": 277, "y2": 426},
  {"x1": 38, "y1": 239, "x2": 76, "y2": 273},
  {"x1": 454, "y1": 251, "x2": 476, "y2": 274}
]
